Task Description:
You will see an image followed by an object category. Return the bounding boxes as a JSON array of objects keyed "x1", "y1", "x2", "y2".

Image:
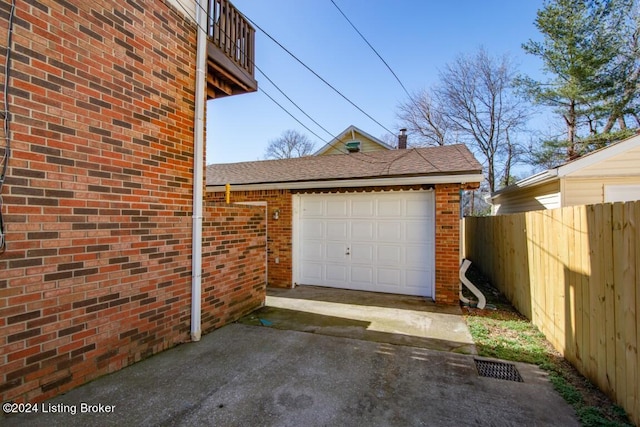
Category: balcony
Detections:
[{"x1": 205, "y1": 0, "x2": 258, "y2": 99}]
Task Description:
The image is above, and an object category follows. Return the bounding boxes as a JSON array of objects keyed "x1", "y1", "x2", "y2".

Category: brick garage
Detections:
[
  {"x1": 207, "y1": 147, "x2": 483, "y2": 303},
  {"x1": 0, "y1": 0, "x2": 265, "y2": 405}
]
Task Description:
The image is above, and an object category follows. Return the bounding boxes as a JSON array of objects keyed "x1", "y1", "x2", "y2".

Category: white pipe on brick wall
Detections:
[{"x1": 190, "y1": 0, "x2": 207, "y2": 342}]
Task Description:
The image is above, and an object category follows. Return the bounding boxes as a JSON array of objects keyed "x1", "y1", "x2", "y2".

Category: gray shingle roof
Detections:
[{"x1": 206, "y1": 144, "x2": 482, "y2": 186}]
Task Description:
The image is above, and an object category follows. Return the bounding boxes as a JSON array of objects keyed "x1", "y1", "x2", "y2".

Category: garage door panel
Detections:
[
  {"x1": 406, "y1": 221, "x2": 430, "y2": 243},
  {"x1": 302, "y1": 221, "x2": 323, "y2": 238},
  {"x1": 326, "y1": 242, "x2": 348, "y2": 260},
  {"x1": 351, "y1": 221, "x2": 374, "y2": 240},
  {"x1": 378, "y1": 245, "x2": 401, "y2": 264},
  {"x1": 378, "y1": 268, "x2": 401, "y2": 286},
  {"x1": 378, "y1": 199, "x2": 402, "y2": 216},
  {"x1": 352, "y1": 199, "x2": 375, "y2": 217},
  {"x1": 351, "y1": 266, "x2": 373, "y2": 283},
  {"x1": 378, "y1": 222, "x2": 401, "y2": 241},
  {"x1": 302, "y1": 199, "x2": 324, "y2": 217},
  {"x1": 301, "y1": 263, "x2": 323, "y2": 281},
  {"x1": 301, "y1": 241, "x2": 323, "y2": 258},
  {"x1": 351, "y1": 244, "x2": 373, "y2": 263},
  {"x1": 326, "y1": 265, "x2": 348, "y2": 282},
  {"x1": 405, "y1": 269, "x2": 431, "y2": 288},
  {"x1": 327, "y1": 200, "x2": 348, "y2": 217},
  {"x1": 406, "y1": 199, "x2": 432, "y2": 217},
  {"x1": 297, "y1": 191, "x2": 434, "y2": 297},
  {"x1": 406, "y1": 245, "x2": 431, "y2": 267},
  {"x1": 327, "y1": 221, "x2": 348, "y2": 240}
]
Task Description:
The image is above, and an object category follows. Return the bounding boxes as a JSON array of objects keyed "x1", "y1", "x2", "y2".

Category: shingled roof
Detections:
[{"x1": 207, "y1": 144, "x2": 482, "y2": 188}]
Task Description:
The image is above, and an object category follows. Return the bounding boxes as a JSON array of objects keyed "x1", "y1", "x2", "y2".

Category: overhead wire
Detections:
[
  {"x1": 329, "y1": 0, "x2": 444, "y2": 173},
  {"x1": 0, "y1": 0, "x2": 16, "y2": 254},
  {"x1": 198, "y1": 8, "x2": 332, "y2": 140},
  {"x1": 328, "y1": 3, "x2": 490, "y2": 186},
  {"x1": 182, "y1": 0, "x2": 391, "y2": 163},
  {"x1": 260, "y1": 88, "x2": 328, "y2": 143},
  {"x1": 254, "y1": 66, "x2": 335, "y2": 141},
  {"x1": 328, "y1": 4, "x2": 466, "y2": 179},
  {"x1": 178, "y1": 0, "x2": 348, "y2": 154},
  {"x1": 328, "y1": 0, "x2": 442, "y2": 177},
  {"x1": 238, "y1": 13, "x2": 396, "y2": 137},
  {"x1": 329, "y1": 0, "x2": 412, "y2": 100}
]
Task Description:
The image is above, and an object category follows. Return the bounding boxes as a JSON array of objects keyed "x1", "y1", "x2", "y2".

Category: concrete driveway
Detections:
[{"x1": 3, "y1": 287, "x2": 579, "y2": 426}]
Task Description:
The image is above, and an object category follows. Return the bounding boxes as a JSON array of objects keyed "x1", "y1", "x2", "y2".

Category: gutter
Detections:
[
  {"x1": 191, "y1": 0, "x2": 207, "y2": 342},
  {"x1": 206, "y1": 173, "x2": 485, "y2": 192}
]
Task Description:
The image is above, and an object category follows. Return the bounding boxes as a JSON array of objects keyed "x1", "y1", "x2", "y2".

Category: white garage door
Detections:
[{"x1": 294, "y1": 191, "x2": 435, "y2": 297}]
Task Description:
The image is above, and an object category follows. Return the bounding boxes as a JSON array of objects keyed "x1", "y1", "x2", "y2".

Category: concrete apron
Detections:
[{"x1": 239, "y1": 286, "x2": 477, "y2": 354}]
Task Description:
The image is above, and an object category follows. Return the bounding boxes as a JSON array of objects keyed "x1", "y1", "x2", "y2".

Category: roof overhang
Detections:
[
  {"x1": 557, "y1": 133, "x2": 640, "y2": 175},
  {"x1": 207, "y1": 173, "x2": 484, "y2": 192},
  {"x1": 490, "y1": 169, "x2": 558, "y2": 201},
  {"x1": 490, "y1": 132, "x2": 640, "y2": 202}
]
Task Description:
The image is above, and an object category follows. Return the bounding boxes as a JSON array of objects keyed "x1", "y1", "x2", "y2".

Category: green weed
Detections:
[{"x1": 465, "y1": 302, "x2": 632, "y2": 426}]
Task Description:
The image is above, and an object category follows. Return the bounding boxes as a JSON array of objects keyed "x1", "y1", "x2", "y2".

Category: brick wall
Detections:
[
  {"x1": 0, "y1": 0, "x2": 265, "y2": 405},
  {"x1": 434, "y1": 184, "x2": 462, "y2": 304},
  {"x1": 207, "y1": 189, "x2": 292, "y2": 287},
  {"x1": 201, "y1": 202, "x2": 266, "y2": 333},
  {"x1": 209, "y1": 184, "x2": 465, "y2": 304}
]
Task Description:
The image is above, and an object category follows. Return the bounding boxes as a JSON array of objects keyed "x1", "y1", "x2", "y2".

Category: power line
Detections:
[
  {"x1": 180, "y1": 0, "x2": 390, "y2": 163},
  {"x1": 260, "y1": 88, "x2": 329, "y2": 143},
  {"x1": 254, "y1": 67, "x2": 335, "y2": 141},
  {"x1": 329, "y1": 0, "x2": 412, "y2": 100},
  {"x1": 238, "y1": 13, "x2": 396, "y2": 137},
  {"x1": 180, "y1": 1, "x2": 342, "y2": 146}
]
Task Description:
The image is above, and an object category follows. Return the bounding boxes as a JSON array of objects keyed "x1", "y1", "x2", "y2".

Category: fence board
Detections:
[
  {"x1": 578, "y1": 205, "x2": 590, "y2": 375},
  {"x1": 463, "y1": 200, "x2": 640, "y2": 425},
  {"x1": 564, "y1": 206, "x2": 577, "y2": 364},
  {"x1": 623, "y1": 202, "x2": 637, "y2": 416},
  {"x1": 604, "y1": 204, "x2": 616, "y2": 398},
  {"x1": 612, "y1": 203, "x2": 625, "y2": 403},
  {"x1": 553, "y1": 208, "x2": 565, "y2": 352},
  {"x1": 593, "y1": 203, "x2": 608, "y2": 392},
  {"x1": 635, "y1": 202, "x2": 640, "y2": 421}
]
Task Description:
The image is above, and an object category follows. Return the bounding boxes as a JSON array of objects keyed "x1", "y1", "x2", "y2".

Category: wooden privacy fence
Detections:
[{"x1": 464, "y1": 201, "x2": 639, "y2": 425}]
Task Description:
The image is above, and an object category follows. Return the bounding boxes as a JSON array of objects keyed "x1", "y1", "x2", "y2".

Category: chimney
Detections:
[{"x1": 398, "y1": 128, "x2": 407, "y2": 150}]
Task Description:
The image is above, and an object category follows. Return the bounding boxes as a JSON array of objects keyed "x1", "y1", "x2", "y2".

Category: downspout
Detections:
[{"x1": 191, "y1": 0, "x2": 207, "y2": 342}]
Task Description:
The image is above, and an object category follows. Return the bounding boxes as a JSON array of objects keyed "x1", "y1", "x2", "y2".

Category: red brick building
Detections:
[
  {"x1": 207, "y1": 145, "x2": 483, "y2": 304},
  {"x1": 0, "y1": 0, "x2": 264, "y2": 405}
]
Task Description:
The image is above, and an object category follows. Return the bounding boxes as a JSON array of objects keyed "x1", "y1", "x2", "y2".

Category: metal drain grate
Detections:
[{"x1": 475, "y1": 359, "x2": 523, "y2": 382}]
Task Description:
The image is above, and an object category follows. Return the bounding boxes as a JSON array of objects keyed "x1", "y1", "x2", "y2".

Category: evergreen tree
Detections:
[{"x1": 519, "y1": 0, "x2": 639, "y2": 164}]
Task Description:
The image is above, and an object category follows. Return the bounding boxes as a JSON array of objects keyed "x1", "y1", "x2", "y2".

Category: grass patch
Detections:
[
  {"x1": 462, "y1": 266, "x2": 632, "y2": 427},
  {"x1": 466, "y1": 316, "x2": 549, "y2": 366}
]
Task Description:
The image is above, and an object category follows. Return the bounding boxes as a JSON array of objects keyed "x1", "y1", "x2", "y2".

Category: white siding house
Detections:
[{"x1": 491, "y1": 133, "x2": 640, "y2": 214}]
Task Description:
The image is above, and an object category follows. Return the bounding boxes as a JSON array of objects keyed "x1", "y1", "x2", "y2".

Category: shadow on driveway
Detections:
[{"x1": 2, "y1": 286, "x2": 580, "y2": 426}]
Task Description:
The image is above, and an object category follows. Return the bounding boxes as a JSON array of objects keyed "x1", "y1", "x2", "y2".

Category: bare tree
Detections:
[
  {"x1": 398, "y1": 48, "x2": 528, "y2": 193},
  {"x1": 438, "y1": 49, "x2": 528, "y2": 193},
  {"x1": 264, "y1": 130, "x2": 316, "y2": 159},
  {"x1": 396, "y1": 89, "x2": 450, "y2": 147}
]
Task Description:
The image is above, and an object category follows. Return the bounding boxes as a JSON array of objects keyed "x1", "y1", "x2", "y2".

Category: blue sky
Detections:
[{"x1": 206, "y1": 0, "x2": 547, "y2": 165}]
